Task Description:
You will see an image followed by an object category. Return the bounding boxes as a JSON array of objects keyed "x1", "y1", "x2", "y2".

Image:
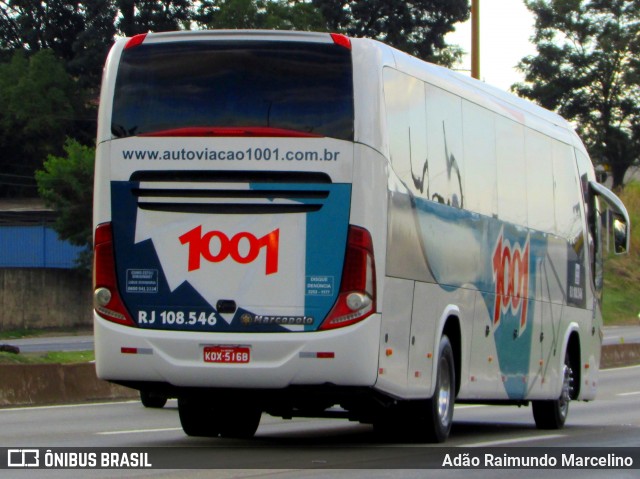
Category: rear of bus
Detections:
[{"x1": 93, "y1": 31, "x2": 381, "y2": 431}]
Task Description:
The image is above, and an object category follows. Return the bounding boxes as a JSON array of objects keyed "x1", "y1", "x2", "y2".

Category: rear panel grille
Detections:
[
  {"x1": 130, "y1": 171, "x2": 331, "y2": 183},
  {"x1": 130, "y1": 170, "x2": 332, "y2": 215}
]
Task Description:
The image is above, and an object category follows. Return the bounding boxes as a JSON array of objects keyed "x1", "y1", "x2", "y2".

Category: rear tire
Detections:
[
  {"x1": 373, "y1": 335, "x2": 456, "y2": 443},
  {"x1": 178, "y1": 395, "x2": 261, "y2": 438},
  {"x1": 422, "y1": 335, "x2": 456, "y2": 442},
  {"x1": 532, "y1": 351, "x2": 574, "y2": 429}
]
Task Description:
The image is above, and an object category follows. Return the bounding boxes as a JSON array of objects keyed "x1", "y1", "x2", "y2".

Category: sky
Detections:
[{"x1": 445, "y1": 0, "x2": 537, "y2": 91}]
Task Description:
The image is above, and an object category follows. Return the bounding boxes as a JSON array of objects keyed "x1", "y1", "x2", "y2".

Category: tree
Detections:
[
  {"x1": 35, "y1": 138, "x2": 94, "y2": 268},
  {"x1": 311, "y1": 0, "x2": 469, "y2": 65},
  {"x1": 197, "y1": 0, "x2": 468, "y2": 65},
  {"x1": 0, "y1": 1, "x2": 86, "y2": 59},
  {"x1": 1, "y1": 1, "x2": 200, "y2": 87},
  {"x1": 116, "y1": 0, "x2": 194, "y2": 36},
  {"x1": 0, "y1": 49, "x2": 83, "y2": 196},
  {"x1": 68, "y1": 0, "x2": 118, "y2": 90},
  {"x1": 195, "y1": 0, "x2": 326, "y2": 31},
  {"x1": 0, "y1": 1, "x2": 116, "y2": 86},
  {"x1": 0, "y1": 1, "x2": 116, "y2": 159},
  {"x1": 514, "y1": 0, "x2": 640, "y2": 189}
]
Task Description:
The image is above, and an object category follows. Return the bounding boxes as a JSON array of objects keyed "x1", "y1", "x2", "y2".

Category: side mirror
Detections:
[
  {"x1": 613, "y1": 214, "x2": 629, "y2": 254},
  {"x1": 589, "y1": 181, "x2": 630, "y2": 255}
]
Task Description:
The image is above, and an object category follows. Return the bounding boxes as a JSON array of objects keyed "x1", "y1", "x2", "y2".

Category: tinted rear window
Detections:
[{"x1": 111, "y1": 40, "x2": 354, "y2": 140}]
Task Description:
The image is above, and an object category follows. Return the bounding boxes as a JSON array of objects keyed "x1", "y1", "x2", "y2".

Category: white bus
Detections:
[{"x1": 93, "y1": 30, "x2": 630, "y2": 442}]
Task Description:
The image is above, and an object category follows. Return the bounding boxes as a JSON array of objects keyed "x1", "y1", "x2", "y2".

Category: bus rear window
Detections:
[{"x1": 111, "y1": 40, "x2": 354, "y2": 141}]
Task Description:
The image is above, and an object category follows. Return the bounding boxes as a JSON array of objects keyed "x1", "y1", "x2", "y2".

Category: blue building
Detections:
[{"x1": 0, "y1": 199, "x2": 84, "y2": 269}]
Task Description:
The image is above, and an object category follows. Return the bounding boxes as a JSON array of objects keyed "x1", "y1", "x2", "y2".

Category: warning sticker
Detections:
[
  {"x1": 305, "y1": 275, "x2": 334, "y2": 296},
  {"x1": 126, "y1": 269, "x2": 159, "y2": 294}
]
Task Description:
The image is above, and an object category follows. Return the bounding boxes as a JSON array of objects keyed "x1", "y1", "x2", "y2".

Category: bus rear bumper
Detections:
[{"x1": 94, "y1": 314, "x2": 381, "y2": 389}]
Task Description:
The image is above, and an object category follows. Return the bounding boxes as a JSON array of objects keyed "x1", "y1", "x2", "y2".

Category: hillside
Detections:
[{"x1": 603, "y1": 182, "x2": 640, "y2": 325}]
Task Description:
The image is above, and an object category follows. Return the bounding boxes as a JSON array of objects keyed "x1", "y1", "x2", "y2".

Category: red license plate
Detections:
[{"x1": 203, "y1": 346, "x2": 250, "y2": 364}]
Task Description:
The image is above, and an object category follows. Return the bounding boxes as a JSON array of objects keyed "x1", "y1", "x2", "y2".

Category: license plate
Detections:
[{"x1": 203, "y1": 346, "x2": 250, "y2": 364}]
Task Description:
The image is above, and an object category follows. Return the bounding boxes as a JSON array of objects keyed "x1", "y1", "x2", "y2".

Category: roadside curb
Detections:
[
  {"x1": 0, "y1": 363, "x2": 137, "y2": 408},
  {"x1": 601, "y1": 343, "x2": 640, "y2": 369},
  {"x1": 0, "y1": 344, "x2": 638, "y2": 408}
]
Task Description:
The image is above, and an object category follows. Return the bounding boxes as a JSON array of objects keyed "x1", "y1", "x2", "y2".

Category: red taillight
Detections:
[
  {"x1": 320, "y1": 226, "x2": 376, "y2": 330},
  {"x1": 330, "y1": 33, "x2": 352, "y2": 50},
  {"x1": 93, "y1": 223, "x2": 135, "y2": 326},
  {"x1": 124, "y1": 33, "x2": 147, "y2": 50}
]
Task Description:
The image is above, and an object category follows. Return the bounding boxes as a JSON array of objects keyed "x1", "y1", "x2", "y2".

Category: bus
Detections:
[{"x1": 93, "y1": 30, "x2": 630, "y2": 442}]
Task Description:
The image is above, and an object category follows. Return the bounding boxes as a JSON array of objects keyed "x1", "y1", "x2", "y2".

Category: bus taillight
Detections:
[
  {"x1": 320, "y1": 226, "x2": 376, "y2": 330},
  {"x1": 93, "y1": 223, "x2": 135, "y2": 327}
]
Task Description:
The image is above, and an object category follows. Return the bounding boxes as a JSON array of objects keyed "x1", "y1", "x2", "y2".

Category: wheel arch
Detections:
[
  {"x1": 441, "y1": 313, "x2": 462, "y2": 398},
  {"x1": 563, "y1": 328, "x2": 582, "y2": 400}
]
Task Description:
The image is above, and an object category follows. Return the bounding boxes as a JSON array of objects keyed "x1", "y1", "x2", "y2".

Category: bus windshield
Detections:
[{"x1": 111, "y1": 40, "x2": 354, "y2": 141}]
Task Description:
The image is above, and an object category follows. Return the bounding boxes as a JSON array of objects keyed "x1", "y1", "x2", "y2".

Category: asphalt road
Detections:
[
  {"x1": 1, "y1": 364, "x2": 639, "y2": 479},
  {"x1": 602, "y1": 324, "x2": 640, "y2": 345}
]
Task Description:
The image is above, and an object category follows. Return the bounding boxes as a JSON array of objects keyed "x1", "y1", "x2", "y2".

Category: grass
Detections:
[
  {"x1": 0, "y1": 350, "x2": 94, "y2": 365},
  {"x1": 0, "y1": 327, "x2": 92, "y2": 341},
  {"x1": 602, "y1": 181, "x2": 640, "y2": 325}
]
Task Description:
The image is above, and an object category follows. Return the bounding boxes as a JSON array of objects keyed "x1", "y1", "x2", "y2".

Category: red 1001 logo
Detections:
[
  {"x1": 179, "y1": 226, "x2": 279, "y2": 275},
  {"x1": 492, "y1": 228, "x2": 530, "y2": 334}
]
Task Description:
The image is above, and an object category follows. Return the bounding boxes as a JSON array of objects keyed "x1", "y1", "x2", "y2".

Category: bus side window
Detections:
[
  {"x1": 384, "y1": 68, "x2": 427, "y2": 197},
  {"x1": 425, "y1": 84, "x2": 464, "y2": 208},
  {"x1": 575, "y1": 150, "x2": 604, "y2": 296},
  {"x1": 552, "y1": 142, "x2": 582, "y2": 245},
  {"x1": 591, "y1": 195, "x2": 604, "y2": 294},
  {"x1": 462, "y1": 100, "x2": 497, "y2": 218},
  {"x1": 525, "y1": 129, "x2": 555, "y2": 233},
  {"x1": 496, "y1": 116, "x2": 527, "y2": 227}
]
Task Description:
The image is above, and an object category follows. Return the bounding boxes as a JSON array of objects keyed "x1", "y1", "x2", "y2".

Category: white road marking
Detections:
[
  {"x1": 463, "y1": 434, "x2": 566, "y2": 447},
  {"x1": 0, "y1": 400, "x2": 139, "y2": 412},
  {"x1": 97, "y1": 427, "x2": 182, "y2": 435},
  {"x1": 602, "y1": 364, "x2": 640, "y2": 372},
  {"x1": 618, "y1": 391, "x2": 640, "y2": 397}
]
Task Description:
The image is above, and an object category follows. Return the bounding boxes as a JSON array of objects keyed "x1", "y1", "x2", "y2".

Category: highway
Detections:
[
  {"x1": 602, "y1": 324, "x2": 640, "y2": 345},
  {"x1": 1, "y1": 364, "x2": 639, "y2": 479}
]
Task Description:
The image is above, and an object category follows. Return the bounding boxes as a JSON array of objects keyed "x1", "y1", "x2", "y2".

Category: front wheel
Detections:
[{"x1": 532, "y1": 351, "x2": 574, "y2": 429}]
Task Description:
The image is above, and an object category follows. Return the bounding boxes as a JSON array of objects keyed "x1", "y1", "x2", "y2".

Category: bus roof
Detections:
[
  {"x1": 109, "y1": 30, "x2": 585, "y2": 153},
  {"x1": 366, "y1": 38, "x2": 581, "y2": 149}
]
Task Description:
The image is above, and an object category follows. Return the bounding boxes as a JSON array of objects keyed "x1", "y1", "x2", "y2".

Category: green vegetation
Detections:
[
  {"x1": 0, "y1": 350, "x2": 94, "y2": 365},
  {"x1": 603, "y1": 182, "x2": 640, "y2": 325},
  {"x1": 36, "y1": 139, "x2": 95, "y2": 269},
  {"x1": 0, "y1": 329, "x2": 94, "y2": 364},
  {"x1": 0, "y1": 328, "x2": 92, "y2": 341}
]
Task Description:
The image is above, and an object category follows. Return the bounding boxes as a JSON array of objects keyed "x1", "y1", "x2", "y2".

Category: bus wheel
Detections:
[
  {"x1": 219, "y1": 406, "x2": 262, "y2": 439},
  {"x1": 140, "y1": 390, "x2": 167, "y2": 409},
  {"x1": 532, "y1": 352, "x2": 574, "y2": 429},
  {"x1": 422, "y1": 335, "x2": 456, "y2": 442},
  {"x1": 178, "y1": 395, "x2": 261, "y2": 438}
]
